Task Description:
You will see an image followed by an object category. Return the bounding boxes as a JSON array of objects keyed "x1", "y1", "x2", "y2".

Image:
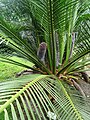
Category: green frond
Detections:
[
  {"x1": 58, "y1": 49, "x2": 90, "y2": 75},
  {"x1": 1, "y1": 0, "x2": 90, "y2": 74},
  {"x1": 0, "y1": 75, "x2": 90, "y2": 120},
  {"x1": 63, "y1": 81, "x2": 90, "y2": 120},
  {"x1": 0, "y1": 21, "x2": 51, "y2": 74}
]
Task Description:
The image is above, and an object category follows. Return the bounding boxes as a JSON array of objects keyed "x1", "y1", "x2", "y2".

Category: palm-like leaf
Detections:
[
  {"x1": 0, "y1": 74, "x2": 90, "y2": 120},
  {"x1": 0, "y1": 18, "x2": 51, "y2": 74},
  {"x1": 0, "y1": 0, "x2": 90, "y2": 74}
]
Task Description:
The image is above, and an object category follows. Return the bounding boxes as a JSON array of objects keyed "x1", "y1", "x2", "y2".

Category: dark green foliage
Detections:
[{"x1": 0, "y1": 41, "x2": 13, "y2": 55}]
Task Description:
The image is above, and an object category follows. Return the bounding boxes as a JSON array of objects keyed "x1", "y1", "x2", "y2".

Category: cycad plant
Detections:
[{"x1": 0, "y1": 0, "x2": 90, "y2": 120}]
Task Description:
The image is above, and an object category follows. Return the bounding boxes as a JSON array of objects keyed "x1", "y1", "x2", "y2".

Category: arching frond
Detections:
[
  {"x1": 0, "y1": 0, "x2": 90, "y2": 74},
  {"x1": 0, "y1": 21, "x2": 51, "y2": 74},
  {"x1": 0, "y1": 74, "x2": 90, "y2": 120}
]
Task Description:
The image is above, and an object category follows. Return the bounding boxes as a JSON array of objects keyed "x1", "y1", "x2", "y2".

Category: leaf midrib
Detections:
[{"x1": 0, "y1": 75, "x2": 48, "y2": 113}]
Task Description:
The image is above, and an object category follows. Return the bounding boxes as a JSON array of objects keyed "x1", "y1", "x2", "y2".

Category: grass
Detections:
[{"x1": 0, "y1": 56, "x2": 34, "y2": 81}]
